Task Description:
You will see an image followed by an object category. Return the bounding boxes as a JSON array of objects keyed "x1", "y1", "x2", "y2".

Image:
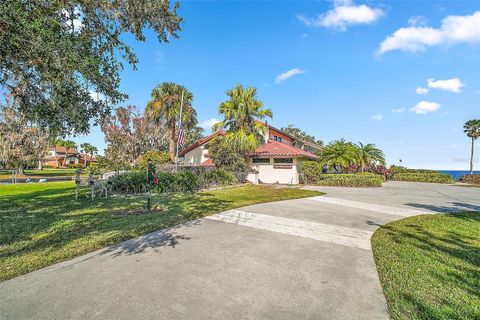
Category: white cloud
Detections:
[
  {"x1": 371, "y1": 114, "x2": 383, "y2": 121},
  {"x1": 427, "y1": 78, "x2": 464, "y2": 93},
  {"x1": 391, "y1": 107, "x2": 406, "y2": 113},
  {"x1": 297, "y1": 0, "x2": 384, "y2": 31},
  {"x1": 408, "y1": 16, "x2": 428, "y2": 27},
  {"x1": 378, "y1": 11, "x2": 480, "y2": 54},
  {"x1": 275, "y1": 68, "x2": 305, "y2": 83},
  {"x1": 415, "y1": 87, "x2": 429, "y2": 95},
  {"x1": 199, "y1": 118, "x2": 220, "y2": 129},
  {"x1": 410, "y1": 101, "x2": 441, "y2": 114}
]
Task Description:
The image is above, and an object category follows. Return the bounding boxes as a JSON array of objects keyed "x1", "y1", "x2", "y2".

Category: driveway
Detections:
[{"x1": 1, "y1": 182, "x2": 479, "y2": 320}]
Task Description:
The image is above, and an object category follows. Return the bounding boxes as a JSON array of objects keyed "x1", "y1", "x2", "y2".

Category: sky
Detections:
[{"x1": 72, "y1": 0, "x2": 480, "y2": 170}]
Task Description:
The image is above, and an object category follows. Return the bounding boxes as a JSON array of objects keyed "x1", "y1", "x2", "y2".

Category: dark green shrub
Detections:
[
  {"x1": 200, "y1": 169, "x2": 237, "y2": 187},
  {"x1": 109, "y1": 171, "x2": 148, "y2": 194},
  {"x1": 459, "y1": 174, "x2": 480, "y2": 184},
  {"x1": 315, "y1": 174, "x2": 383, "y2": 187},
  {"x1": 302, "y1": 161, "x2": 323, "y2": 184},
  {"x1": 392, "y1": 172, "x2": 454, "y2": 184}
]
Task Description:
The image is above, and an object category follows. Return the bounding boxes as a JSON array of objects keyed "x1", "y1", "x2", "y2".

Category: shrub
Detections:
[
  {"x1": 392, "y1": 172, "x2": 454, "y2": 184},
  {"x1": 138, "y1": 151, "x2": 171, "y2": 169},
  {"x1": 109, "y1": 171, "x2": 148, "y2": 194},
  {"x1": 459, "y1": 174, "x2": 480, "y2": 184},
  {"x1": 109, "y1": 169, "x2": 238, "y2": 195},
  {"x1": 314, "y1": 174, "x2": 383, "y2": 187},
  {"x1": 302, "y1": 161, "x2": 323, "y2": 184},
  {"x1": 390, "y1": 166, "x2": 437, "y2": 174},
  {"x1": 200, "y1": 169, "x2": 237, "y2": 187}
]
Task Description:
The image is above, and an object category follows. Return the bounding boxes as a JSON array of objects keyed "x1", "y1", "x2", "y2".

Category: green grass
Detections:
[
  {"x1": 0, "y1": 182, "x2": 322, "y2": 282},
  {"x1": 24, "y1": 168, "x2": 78, "y2": 176},
  {"x1": 0, "y1": 168, "x2": 80, "y2": 179},
  {"x1": 372, "y1": 212, "x2": 480, "y2": 320}
]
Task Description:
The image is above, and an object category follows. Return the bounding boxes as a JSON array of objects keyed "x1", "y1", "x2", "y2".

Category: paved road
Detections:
[{"x1": 1, "y1": 182, "x2": 479, "y2": 320}]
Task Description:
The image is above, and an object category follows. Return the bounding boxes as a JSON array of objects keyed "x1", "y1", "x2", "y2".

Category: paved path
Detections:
[{"x1": 1, "y1": 182, "x2": 479, "y2": 320}]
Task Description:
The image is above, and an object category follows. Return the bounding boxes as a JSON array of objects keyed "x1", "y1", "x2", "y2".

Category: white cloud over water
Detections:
[
  {"x1": 416, "y1": 87, "x2": 429, "y2": 95},
  {"x1": 275, "y1": 68, "x2": 305, "y2": 83},
  {"x1": 411, "y1": 101, "x2": 441, "y2": 114},
  {"x1": 427, "y1": 78, "x2": 464, "y2": 93}
]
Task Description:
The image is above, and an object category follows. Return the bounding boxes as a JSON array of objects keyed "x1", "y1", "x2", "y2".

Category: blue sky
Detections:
[{"x1": 74, "y1": 0, "x2": 480, "y2": 170}]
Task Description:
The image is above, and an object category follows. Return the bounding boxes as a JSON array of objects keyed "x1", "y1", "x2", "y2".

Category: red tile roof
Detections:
[
  {"x1": 48, "y1": 146, "x2": 79, "y2": 154},
  {"x1": 200, "y1": 158, "x2": 215, "y2": 166},
  {"x1": 252, "y1": 140, "x2": 318, "y2": 159},
  {"x1": 179, "y1": 130, "x2": 226, "y2": 156}
]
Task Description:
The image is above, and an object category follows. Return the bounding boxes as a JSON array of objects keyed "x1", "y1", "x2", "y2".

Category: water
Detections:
[{"x1": 439, "y1": 170, "x2": 479, "y2": 180}]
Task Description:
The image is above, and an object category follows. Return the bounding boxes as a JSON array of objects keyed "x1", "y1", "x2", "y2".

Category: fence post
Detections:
[
  {"x1": 88, "y1": 173, "x2": 94, "y2": 200},
  {"x1": 75, "y1": 168, "x2": 82, "y2": 199},
  {"x1": 146, "y1": 160, "x2": 152, "y2": 211}
]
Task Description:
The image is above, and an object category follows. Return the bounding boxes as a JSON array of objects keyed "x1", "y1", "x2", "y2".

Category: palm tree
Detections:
[
  {"x1": 464, "y1": 119, "x2": 480, "y2": 174},
  {"x1": 147, "y1": 82, "x2": 197, "y2": 161},
  {"x1": 213, "y1": 84, "x2": 273, "y2": 154},
  {"x1": 355, "y1": 142, "x2": 385, "y2": 172},
  {"x1": 80, "y1": 143, "x2": 98, "y2": 166},
  {"x1": 320, "y1": 139, "x2": 358, "y2": 173}
]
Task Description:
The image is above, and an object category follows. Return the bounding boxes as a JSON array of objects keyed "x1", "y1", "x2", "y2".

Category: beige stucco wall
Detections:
[
  {"x1": 183, "y1": 145, "x2": 209, "y2": 166},
  {"x1": 247, "y1": 158, "x2": 303, "y2": 184}
]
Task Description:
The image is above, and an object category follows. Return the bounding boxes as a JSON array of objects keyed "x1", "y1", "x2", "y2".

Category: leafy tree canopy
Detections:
[
  {"x1": 0, "y1": 0, "x2": 182, "y2": 136},
  {"x1": 208, "y1": 137, "x2": 248, "y2": 173},
  {"x1": 281, "y1": 124, "x2": 323, "y2": 147}
]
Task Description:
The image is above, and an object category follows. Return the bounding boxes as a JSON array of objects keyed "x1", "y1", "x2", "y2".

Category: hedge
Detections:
[
  {"x1": 459, "y1": 174, "x2": 480, "y2": 185},
  {"x1": 302, "y1": 161, "x2": 323, "y2": 184},
  {"x1": 313, "y1": 173, "x2": 383, "y2": 187},
  {"x1": 390, "y1": 166, "x2": 437, "y2": 174},
  {"x1": 108, "y1": 169, "x2": 238, "y2": 194},
  {"x1": 391, "y1": 172, "x2": 454, "y2": 184}
]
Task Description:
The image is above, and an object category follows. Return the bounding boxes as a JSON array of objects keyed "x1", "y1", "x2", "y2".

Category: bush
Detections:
[
  {"x1": 314, "y1": 173, "x2": 383, "y2": 187},
  {"x1": 390, "y1": 166, "x2": 437, "y2": 174},
  {"x1": 109, "y1": 169, "x2": 238, "y2": 194},
  {"x1": 109, "y1": 171, "x2": 148, "y2": 194},
  {"x1": 392, "y1": 172, "x2": 454, "y2": 184},
  {"x1": 302, "y1": 161, "x2": 323, "y2": 184},
  {"x1": 138, "y1": 151, "x2": 171, "y2": 169},
  {"x1": 459, "y1": 174, "x2": 480, "y2": 184},
  {"x1": 200, "y1": 169, "x2": 237, "y2": 187}
]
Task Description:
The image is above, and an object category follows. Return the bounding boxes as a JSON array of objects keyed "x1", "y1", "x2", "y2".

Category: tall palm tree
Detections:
[
  {"x1": 147, "y1": 83, "x2": 198, "y2": 161},
  {"x1": 464, "y1": 119, "x2": 480, "y2": 174},
  {"x1": 355, "y1": 142, "x2": 385, "y2": 172},
  {"x1": 213, "y1": 84, "x2": 273, "y2": 154},
  {"x1": 320, "y1": 139, "x2": 358, "y2": 173}
]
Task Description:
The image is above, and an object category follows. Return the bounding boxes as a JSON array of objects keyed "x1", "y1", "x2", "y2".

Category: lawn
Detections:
[
  {"x1": 0, "y1": 168, "x2": 80, "y2": 180},
  {"x1": 372, "y1": 212, "x2": 480, "y2": 320},
  {"x1": 0, "y1": 182, "x2": 322, "y2": 282}
]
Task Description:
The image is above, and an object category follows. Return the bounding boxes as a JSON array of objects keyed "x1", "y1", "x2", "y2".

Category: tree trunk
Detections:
[
  {"x1": 470, "y1": 137, "x2": 475, "y2": 174},
  {"x1": 38, "y1": 160, "x2": 43, "y2": 170},
  {"x1": 18, "y1": 163, "x2": 25, "y2": 175},
  {"x1": 169, "y1": 121, "x2": 176, "y2": 161}
]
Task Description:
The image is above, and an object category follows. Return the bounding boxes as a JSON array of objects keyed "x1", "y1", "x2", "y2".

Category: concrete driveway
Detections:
[{"x1": 1, "y1": 182, "x2": 479, "y2": 320}]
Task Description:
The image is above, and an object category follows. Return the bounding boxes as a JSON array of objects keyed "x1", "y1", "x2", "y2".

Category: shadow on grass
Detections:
[
  {"x1": 0, "y1": 188, "x2": 233, "y2": 263},
  {"x1": 377, "y1": 212, "x2": 480, "y2": 319}
]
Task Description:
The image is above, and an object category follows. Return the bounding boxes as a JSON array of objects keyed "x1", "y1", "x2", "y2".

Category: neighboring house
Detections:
[
  {"x1": 44, "y1": 146, "x2": 97, "y2": 168},
  {"x1": 180, "y1": 122, "x2": 320, "y2": 184}
]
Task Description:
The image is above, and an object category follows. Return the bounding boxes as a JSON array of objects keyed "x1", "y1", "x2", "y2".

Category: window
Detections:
[
  {"x1": 273, "y1": 135, "x2": 283, "y2": 143},
  {"x1": 252, "y1": 158, "x2": 270, "y2": 164},
  {"x1": 274, "y1": 158, "x2": 293, "y2": 164}
]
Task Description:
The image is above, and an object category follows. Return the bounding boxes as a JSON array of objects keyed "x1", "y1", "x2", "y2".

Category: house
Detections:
[
  {"x1": 44, "y1": 146, "x2": 97, "y2": 168},
  {"x1": 180, "y1": 122, "x2": 320, "y2": 184}
]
